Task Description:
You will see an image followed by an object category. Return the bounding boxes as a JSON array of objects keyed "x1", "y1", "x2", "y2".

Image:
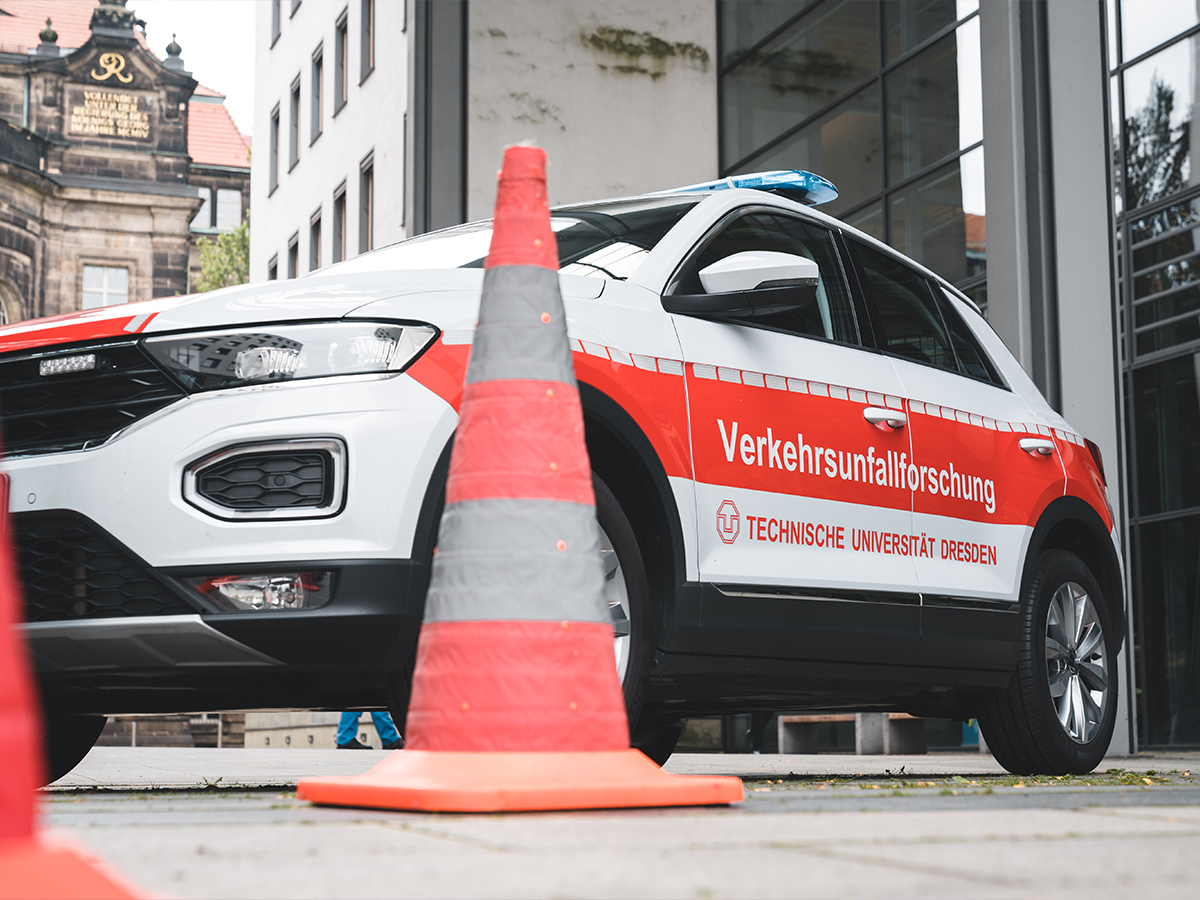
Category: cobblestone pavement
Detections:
[{"x1": 41, "y1": 749, "x2": 1200, "y2": 899}]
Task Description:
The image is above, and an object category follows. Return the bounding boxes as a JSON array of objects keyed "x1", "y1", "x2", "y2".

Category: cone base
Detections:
[
  {"x1": 296, "y1": 749, "x2": 743, "y2": 812},
  {"x1": 0, "y1": 835, "x2": 143, "y2": 900}
]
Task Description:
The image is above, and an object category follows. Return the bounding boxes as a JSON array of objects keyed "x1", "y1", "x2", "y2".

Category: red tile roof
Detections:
[
  {"x1": 0, "y1": 0, "x2": 149, "y2": 52},
  {"x1": 188, "y1": 100, "x2": 250, "y2": 169}
]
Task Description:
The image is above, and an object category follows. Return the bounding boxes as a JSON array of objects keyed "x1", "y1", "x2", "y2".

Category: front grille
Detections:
[
  {"x1": 0, "y1": 342, "x2": 186, "y2": 456},
  {"x1": 13, "y1": 512, "x2": 196, "y2": 622},
  {"x1": 197, "y1": 449, "x2": 332, "y2": 510}
]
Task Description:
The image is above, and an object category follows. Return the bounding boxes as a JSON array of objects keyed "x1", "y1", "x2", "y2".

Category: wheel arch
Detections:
[
  {"x1": 579, "y1": 381, "x2": 687, "y2": 650},
  {"x1": 1025, "y1": 496, "x2": 1126, "y2": 643}
]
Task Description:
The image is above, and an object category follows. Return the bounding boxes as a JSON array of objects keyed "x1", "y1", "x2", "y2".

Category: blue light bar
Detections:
[{"x1": 659, "y1": 170, "x2": 839, "y2": 206}]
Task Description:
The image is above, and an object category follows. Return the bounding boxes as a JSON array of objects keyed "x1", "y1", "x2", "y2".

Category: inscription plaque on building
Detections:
[{"x1": 69, "y1": 91, "x2": 150, "y2": 139}]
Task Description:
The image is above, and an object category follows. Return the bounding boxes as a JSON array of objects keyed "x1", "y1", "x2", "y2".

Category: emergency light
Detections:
[{"x1": 661, "y1": 170, "x2": 839, "y2": 206}]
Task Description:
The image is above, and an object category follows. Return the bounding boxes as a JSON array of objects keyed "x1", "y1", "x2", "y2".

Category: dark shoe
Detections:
[
  {"x1": 382, "y1": 738, "x2": 404, "y2": 750},
  {"x1": 337, "y1": 738, "x2": 372, "y2": 750}
]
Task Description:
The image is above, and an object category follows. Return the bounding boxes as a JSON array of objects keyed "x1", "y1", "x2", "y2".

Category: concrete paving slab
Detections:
[{"x1": 52, "y1": 746, "x2": 1198, "y2": 790}]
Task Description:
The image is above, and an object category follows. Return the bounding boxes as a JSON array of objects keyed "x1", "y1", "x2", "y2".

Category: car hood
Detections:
[{"x1": 0, "y1": 269, "x2": 605, "y2": 354}]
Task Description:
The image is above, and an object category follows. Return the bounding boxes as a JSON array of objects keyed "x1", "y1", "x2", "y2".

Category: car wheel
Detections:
[
  {"x1": 43, "y1": 714, "x2": 107, "y2": 784},
  {"x1": 594, "y1": 474, "x2": 654, "y2": 736},
  {"x1": 979, "y1": 550, "x2": 1117, "y2": 775},
  {"x1": 633, "y1": 723, "x2": 683, "y2": 766}
]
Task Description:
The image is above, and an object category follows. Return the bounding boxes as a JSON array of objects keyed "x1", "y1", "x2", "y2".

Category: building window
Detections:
[
  {"x1": 82, "y1": 265, "x2": 129, "y2": 310},
  {"x1": 271, "y1": 0, "x2": 281, "y2": 46},
  {"x1": 311, "y1": 46, "x2": 323, "y2": 142},
  {"x1": 333, "y1": 181, "x2": 347, "y2": 263},
  {"x1": 192, "y1": 187, "x2": 212, "y2": 229},
  {"x1": 268, "y1": 255, "x2": 279, "y2": 281},
  {"x1": 717, "y1": 1, "x2": 985, "y2": 312},
  {"x1": 360, "y1": 0, "x2": 375, "y2": 82},
  {"x1": 310, "y1": 210, "x2": 322, "y2": 271},
  {"x1": 287, "y1": 232, "x2": 299, "y2": 278},
  {"x1": 216, "y1": 189, "x2": 242, "y2": 230},
  {"x1": 289, "y1": 76, "x2": 301, "y2": 170},
  {"x1": 269, "y1": 104, "x2": 280, "y2": 192},
  {"x1": 1108, "y1": 5, "x2": 1200, "y2": 747},
  {"x1": 359, "y1": 153, "x2": 373, "y2": 253},
  {"x1": 334, "y1": 8, "x2": 349, "y2": 112},
  {"x1": 291, "y1": 0, "x2": 301, "y2": 16}
]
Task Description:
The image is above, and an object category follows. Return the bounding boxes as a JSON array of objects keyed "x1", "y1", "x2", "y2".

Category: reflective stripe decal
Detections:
[
  {"x1": 425, "y1": 498, "x2": 608, "y2": 624},
  {"x1": 467, "y1": 266, "x2": 576, "y2": 386}
]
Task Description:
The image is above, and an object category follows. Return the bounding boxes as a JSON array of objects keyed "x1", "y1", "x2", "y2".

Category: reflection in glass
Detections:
[
  {"x1": 883, "y1": 0, "x2": 960, "y2": 63},
  {"x1": 1136, "y1": 512, "x2": 1200, "y2": 745},
  {"x1": 734, "y1": 84, "x2": 882, "y2": 216},
  {"x1": 1130, "y1": 195, "x2": 1200, "y2": 353},
  {"x1": 842, "y1": 201, "x2": 884, "y2": 241},
  {"x1": 887, "y1": 147, "x2": 984, "y2": 285},
  {"x1": 1122, "y1": 35, "x2": 1200, "y2": 208},
  {"x1": 721, "y1": 0, "x2": 878, "y2": 166},
  {"x1": 1132, "y1": 353, "x2": 1200, "y2": 515},
  {"x1": 719, "y1": 0, "x2": 807, "y2": 68},
  {"x1": 1120, "y1": 0, "x2": 1198, "y2": 62},
  {"x1": 886, "y1": 31, "x2": 969, "y2": 183}
]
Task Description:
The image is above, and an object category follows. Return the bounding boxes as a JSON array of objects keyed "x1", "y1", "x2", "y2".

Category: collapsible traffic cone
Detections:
[
  {"x1": 297, "y1": 146, "x2": 742, "y2": 812},
  {"x1": 0, "y1": 474, "x2": 144, "y2": 895}
]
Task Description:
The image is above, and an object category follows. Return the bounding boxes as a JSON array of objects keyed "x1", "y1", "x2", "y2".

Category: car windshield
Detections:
[{"x1": 334, "y1": 196, "x2": 701, "y2": 280}]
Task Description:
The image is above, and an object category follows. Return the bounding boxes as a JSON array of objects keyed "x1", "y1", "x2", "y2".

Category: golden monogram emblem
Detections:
[{"x1": 91, "y1": 53, "x2": 132, "y2": 84}]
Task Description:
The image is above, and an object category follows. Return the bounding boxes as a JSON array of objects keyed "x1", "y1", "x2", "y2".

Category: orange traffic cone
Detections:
[
  {"x1": 0, "y1": 477, "x2": 145, "y2": 895},
  {"x1": 297, "y1": 146, "x2": 742, "y2": 812}
]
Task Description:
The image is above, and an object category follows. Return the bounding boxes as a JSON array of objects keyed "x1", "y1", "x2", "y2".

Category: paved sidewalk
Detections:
[
  {"x1": 50, "y1": 746, "x2": 1197, "y2": 789},
  {"x1": 42, "y1": 749, "x2": 1200, "y2": 899}
]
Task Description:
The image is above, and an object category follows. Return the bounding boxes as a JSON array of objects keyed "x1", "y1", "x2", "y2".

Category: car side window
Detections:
[
  {"x1": 674, "y1": 213, "x2": 858, "y2": 344},
  {"x1": 849, "y1": 239, "x2": 958, "y2": 373},
  {"x1": 936, "y1": 287, "x2": 1003, "y2": 385}
]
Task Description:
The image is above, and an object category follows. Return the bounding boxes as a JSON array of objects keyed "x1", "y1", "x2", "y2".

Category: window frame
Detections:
[
  {"x1": 663, "y1": 205, "x2": 864, "y2": 348},
  {"x1": 289, "y1": 75, "x2": 301, "y2": 171},
  {"x1": 81, "y1": 264, "x2": 130, "y2": 310},
  {"x1": 269, "y1": 103, "x2": 281, "y2": 194},
  {"x1": 271, "y1": 0, "x2": 281, "y2": 47},
  {"x1": 310, "y1": 45, "x2": 324, "y2": 144},
  {"x1": 843, "y1": 235, "x2": 1006, "y2": 388},
  {"x1": 310, "y1": 208, "x2": 322, "y2": 272},
  {"x1": 360, "y1": 0, "x2": 375, "y2": 83},
  {"x1": 359, "y1": 151, "x2": 374, "y2": 253},
  {"x1": 287, "y1": 232, "x2": 300, "y2": 278},
  {"x1": 334, "y1": 8, "x2": 349, "y2": 114},
  {"x1": 268, "y1": 254, "x2": 279, "y2": 281},
  {"x1": 332, "y1": 180, "x2": 347, "y2": 263}
]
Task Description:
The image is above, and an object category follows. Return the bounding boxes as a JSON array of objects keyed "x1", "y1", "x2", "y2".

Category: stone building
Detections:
[{"x1": 0, "y1": 0, "x2": 250, "y2": 323}]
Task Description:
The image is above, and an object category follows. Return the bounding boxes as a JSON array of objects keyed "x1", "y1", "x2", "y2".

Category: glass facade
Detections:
[
  {"x1": 718, "y1": 0, "x2": 986, "y2": 310},
  {"x1": 1110, "y1": 0, "x2": 1200, "y2": 745}
]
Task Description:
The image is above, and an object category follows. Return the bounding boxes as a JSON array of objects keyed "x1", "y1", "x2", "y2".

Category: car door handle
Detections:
[
  {"x1": 1019, "y1": 437, "x2": 1055, "y2": 456},
  {"x1": 863, "y1": 407, "x2": 906, "y2": 429}
]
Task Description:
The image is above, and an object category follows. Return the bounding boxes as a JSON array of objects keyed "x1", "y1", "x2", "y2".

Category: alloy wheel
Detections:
[
  {"x1": 1046, "y1": 580, "x2": 1109, "y2": 743},
  {"x1": 598, "y1": 523, "x2": 631, "y2": 683}
]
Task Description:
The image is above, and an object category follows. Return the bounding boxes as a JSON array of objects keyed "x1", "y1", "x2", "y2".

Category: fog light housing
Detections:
[{"x1": 185, "y1": 571, "x2": 335, "y2": 612}]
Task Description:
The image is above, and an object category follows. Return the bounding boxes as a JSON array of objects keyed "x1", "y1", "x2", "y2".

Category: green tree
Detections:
[{"x1": 195, "y1": 212, "x2": 250, "y2": 293}]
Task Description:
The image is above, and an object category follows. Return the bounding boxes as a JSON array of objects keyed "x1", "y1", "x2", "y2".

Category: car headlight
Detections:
[{"x1": 142, "y1": 321, "x2": 437, "y2": 392}]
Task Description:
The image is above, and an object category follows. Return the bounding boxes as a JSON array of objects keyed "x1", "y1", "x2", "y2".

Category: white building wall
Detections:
[
  {"x1": 465, "y1": 1, "x2": 718, "y2": 220},
  {"x1": 250, "y1": 0, "x2": 408, "y2": 283}
]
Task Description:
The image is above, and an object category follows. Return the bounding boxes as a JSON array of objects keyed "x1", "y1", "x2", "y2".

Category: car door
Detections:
[
  {"x1": 844, "y1": 238, "x2": 1066, "y2": 670},
  {"x1": 668, "y1": 210, "x2": 921, "y2": 666}
]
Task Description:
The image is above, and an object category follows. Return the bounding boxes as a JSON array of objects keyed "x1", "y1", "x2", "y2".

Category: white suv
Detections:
[{"x1": 0, "y1": 172, "x2": 1122, "y2": 777}]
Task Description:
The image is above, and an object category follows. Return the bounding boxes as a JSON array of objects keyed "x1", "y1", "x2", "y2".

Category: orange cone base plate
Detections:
[
  {"x1": 0, "y1": 835, "x2": 144, "y2": 900},
  {"x1": 296, "y1": 749, "x2": 744, "y2": 812}
]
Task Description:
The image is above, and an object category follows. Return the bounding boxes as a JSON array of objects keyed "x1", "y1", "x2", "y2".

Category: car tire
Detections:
[
  {"x1": 979, "y1": 550, "x2": 1118, "y2": 775},
  {"x1": 634, "y1": 723, "x2": 683, "y2": 766},
  {"x1": 593, "y1": 473, "x2": 655, "y2": 736},
  {"x1": 43, "y1": 714, "x2": 107, "y2": 784}
]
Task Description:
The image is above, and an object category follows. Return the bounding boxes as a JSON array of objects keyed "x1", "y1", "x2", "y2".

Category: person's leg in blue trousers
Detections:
[
  {"x1": 336, "y1": 711, "x2": 362, "y2": 746},
  {"x1": 370, "y1": 711, "x2": 400, "y2": 745}
]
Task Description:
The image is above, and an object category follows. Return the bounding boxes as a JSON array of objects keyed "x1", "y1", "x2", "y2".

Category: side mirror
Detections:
[{"x1": 662, "y1": 251, "x2": 820, "y2": 319}]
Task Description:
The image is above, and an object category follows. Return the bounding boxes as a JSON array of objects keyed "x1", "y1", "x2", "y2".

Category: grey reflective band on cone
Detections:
[
  {"x1": 424, "y1": 498, "x2": 609, "y2": 624},
  {"x1": 467, "y1": 266, "x2": 577, "y2": 387}
]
